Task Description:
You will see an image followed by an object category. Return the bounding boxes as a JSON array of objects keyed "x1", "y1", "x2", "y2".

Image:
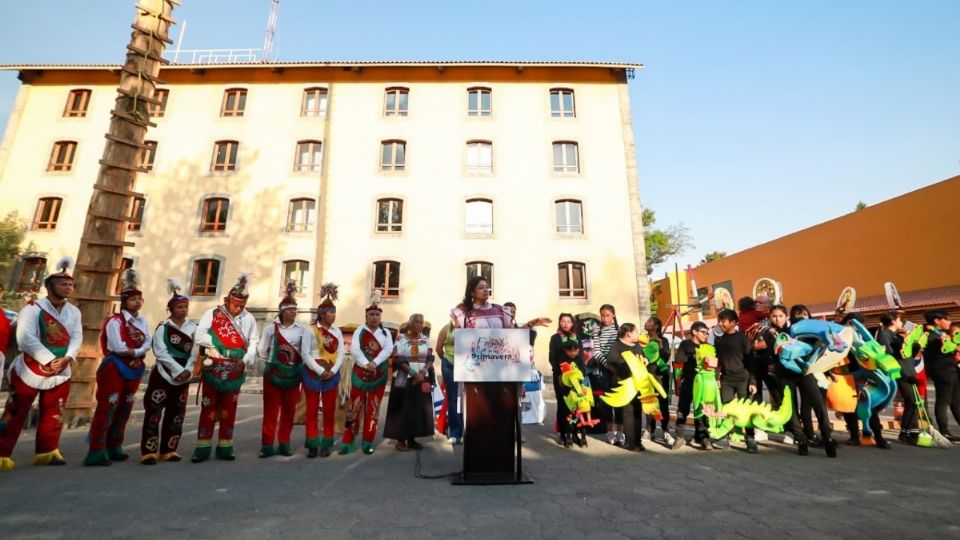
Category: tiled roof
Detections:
[
  {"x1": 0, "y1": 60, "x2": 644, "y2": 71},
  {"x1": 808, "y1": 284, "x2": 960, "y2": 316}
]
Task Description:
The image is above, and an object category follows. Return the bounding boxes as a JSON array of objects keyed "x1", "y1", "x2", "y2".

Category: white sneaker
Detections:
[
  {"x1": 615, "y1": 431, "x2": 626, "y2": 445},
  {"x1": 755, "y1": 430, "x2": 768, "y2": 442},
  {"x1": 783, "y1": 433, "x2": 794, "y2": 445},
  {"x1": 664, "y1": 432, "x2": 676, "y2": 446}
]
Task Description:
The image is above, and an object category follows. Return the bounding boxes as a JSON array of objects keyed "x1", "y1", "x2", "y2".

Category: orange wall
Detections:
[{"x1": 689, "y1": 175, "x2": 960, "y2": 308}]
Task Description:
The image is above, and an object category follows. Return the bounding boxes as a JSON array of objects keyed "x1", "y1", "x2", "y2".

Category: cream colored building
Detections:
[{"x1": 0, "y1": 61, "x2": 650, "y2": 364}]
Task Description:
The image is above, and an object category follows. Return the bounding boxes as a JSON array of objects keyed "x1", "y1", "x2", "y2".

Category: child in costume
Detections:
[
  {"x1": 559, "y1": 340, "x2": 597, "y2": 447},
  {"x1": 602, "y1": 323, "x2": 667, "y2": 452}
]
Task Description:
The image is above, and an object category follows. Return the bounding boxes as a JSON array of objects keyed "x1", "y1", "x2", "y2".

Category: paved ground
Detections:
[{"x1": 0, "y1": 389, "x2": 958, "y2": 539}]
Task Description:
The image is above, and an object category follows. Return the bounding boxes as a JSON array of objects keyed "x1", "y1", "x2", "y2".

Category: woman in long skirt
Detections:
[{"x1": 383, "y1": 314, "x2": 435, "y2": 451}]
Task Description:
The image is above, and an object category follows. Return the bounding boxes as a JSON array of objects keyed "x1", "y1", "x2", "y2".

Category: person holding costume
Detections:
[
  {"x1": 602, "y1": 323, "x2": 666, "y2": 452},
  {"x1": 191, "y1": 273, "x2": 260, "y2": 462},
  {"x1": 301, "y1": 283, "x2": 345, "y2": 458},
  {"x1": 558, "y1": 340, "x2": 597, "y2": 447},
  {"x1": 674, "y1": 321, "x2": 708, "y2": 448},
  {"x1": 589, "y1": 305, "x2": 619, "y2": 445},
  {"x1": 140, "y1": 279, "x2": 197, "y2": 465},
  {"x1": 383, "y1": 313, "x2": 436, "y2": 452},
  {"x1": 714, "y1": 309, "x2": 758, "y2": 453},
  {"x1": 643, "y1": 317, "x2": 676, "y2": 447},
  {"x1": 549, "y1": 313, "x2": 582, "y2": 448},
  {"x1": 839, "y1": 312, "x2": 896, "y2": 449},
  {"x1": 0, "y1": 257, "x2": 80, "y2": 471},
  {"x1": 917, "y1": 310, "x2": 959, "y2": 442},
  {"x1": 340, "y1": 291, "x2": 393, "y2": 455},
  {"x1": 257, "y1": 281, "x2": 305, "y2": 458},
  {"x1": 85, "y1": 268, "x2": 152, "y2": 466}
]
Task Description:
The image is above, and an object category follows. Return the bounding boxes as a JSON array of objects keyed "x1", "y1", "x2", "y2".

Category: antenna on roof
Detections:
[{"x1": 262, "y1": 0, "x2": 280, "y2": 62}]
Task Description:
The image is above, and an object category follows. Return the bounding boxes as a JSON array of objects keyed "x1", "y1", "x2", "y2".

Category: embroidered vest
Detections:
[
  {"x1": 23, "y1": 305, "x2": 71, "y2": 378},
  {"x1": 98, "y1": 313, "x2": 147, "y2": 380},
  {"x1": 351, "y1": 327, "x2": 388, "y2": 391},
  {"x1": 208, "y1": 308, "x2": 247, "y2": 360},
  {"x1": 266, "y1": 324, "x2": 302, "y2": 389}
]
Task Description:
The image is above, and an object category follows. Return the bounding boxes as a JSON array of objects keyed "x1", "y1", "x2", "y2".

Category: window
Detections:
[
  {"x1": 128, "y1": 196, "x2": 146, "y2": 232},
  {"x1": 373, "y1": 260, "x2": 401, "y2": 298},
  {"x1": 15, "y1": 257, "x2": 46, "y2": 293},
  {"x1": 201, "y1": 198, "x2": 229, "y2": 232},
  {"x1": 191, "y1": 258, "x2": 221, "y2": 296},
  {"x1": 466, "y1": 261, "x2": 493, "y2": 294},
  {"x1": 47, "y1": 141, "x2": 77, "y2": 172},
  {"x1": 140, "y1": 140, "x2": 157, "y2": 172},
  {"x1": 380, "y1": 140, "x2": 406, "y2": 171},
  {"x1": 465, "y1": 199, "x2": 493, "y2": 234},
  {"x1": 148, "y1": 88, "x2": 169, "y2": 117},
  {"x1": 376, "y1": 198, "x2": 403, "y2": 232},
  {"x1": 287, "y1": 198, "x2": 316, "y2": 232},
  {"x1": 32, "y1": 197, "x2": 62, "y2": 231},
  {"x1": 282, "y1": 260, "x2": 309, "y2": 294},
  {"x1": 552, "y1": 142, "x2": 579, "y2": 173},
  {"x1": 221, "y1": 88, "x2": 247, "y2": 117},
  {"x1": 114, "y1": 257, "x2": 134, "y2": 294},
  {"x1": 558, "y1": 262, "x2": 587, "y2": 298},
  {"x1": 211, "y1": 141, "x2": 239, "y2": 172},
  {"x1": 384, "y1": 87, "x2": 409, "y2": 116},
  {"x1": 550, "y1": 88, "x2": 575, "y2": 118},
  {"x1": 295, "y1": 140, "x2": 323, "y2": 172},
  {"x1": 555, "y1": 199, "x2": 583, "y2": 234},
  {"x1": 301, "y1": 87, "x2": 328, "y2": 117},
  {"x1": 466, "y1": 141, "x2": 493, "y2": 173},
  {"x1": 467, "y1": 87, "x2": 491, "y2": 117},
  {"x1": 63, "y1": 89, "x2": 91, "y2": 118}
]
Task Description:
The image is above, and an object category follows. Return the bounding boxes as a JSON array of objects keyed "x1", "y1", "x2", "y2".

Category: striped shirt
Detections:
[{"x1": 591, "y1": 323, "x2": 618, "y2": 368}]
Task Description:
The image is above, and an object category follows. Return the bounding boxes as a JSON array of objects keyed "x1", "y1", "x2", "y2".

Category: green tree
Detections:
[
  {"x1": 700, "y1": 251, "x2": 727, "y2": 264},
  {"x1": 642, "y1": 208, "x2": 693, "y2": 273},
  {"x1": 0, "y1": 211, "x2": 26, "y2": 281},
  {"x1": 855, "y1": 201, "x2": 868, "y2": 211}
]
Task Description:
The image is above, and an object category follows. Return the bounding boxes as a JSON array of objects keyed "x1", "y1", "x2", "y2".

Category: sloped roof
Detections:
[{"x1": 808, "y1": 284, "x2": 960, "y2": 317}]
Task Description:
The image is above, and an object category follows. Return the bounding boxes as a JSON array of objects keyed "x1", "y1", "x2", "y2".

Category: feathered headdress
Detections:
[
  {"x1": 365, "y1": 288, "x2": 383, "y2": 314},
  {"x1": 119, "y1": 268, "x2": 142, "y2": 300},
  {"x1": 228, "y1": 273, "x2": 250, "y2": 300},
  {"x1": 166, "y1": 277, "x2": 189, "y2": 309},
  {"x1": 43, "y1": 256, "x2": 75, "y2": 288},
  {"x1": 279, "y1": 279, "x2": 298, "y2": 311},
  {"x1": 317, "y1": 282, "x2": 338, "y2": 312}
]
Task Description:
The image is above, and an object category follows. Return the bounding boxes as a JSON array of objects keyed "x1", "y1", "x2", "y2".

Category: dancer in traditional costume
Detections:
[
  {"x1": 339, "y1": 291, "x2": 393, "y2": 455},
  {"x1": 85, "y1": 268, "x2": 152, "y2": 466},
  {"x1": 383, "y1": 313, "x2": 435, "y2": 451},
  {"x1": 140, "y1": 279, "x2": 197, "y2": 464},
  {"x1": 257, "y1": 281, "x2": 305, "y2": 458},
  {"x1": 302, "y1": 283, "x2": 345, "y2": 458},
  {"x1": 191, "y1": 274, "x2": 259, "y2": 462},
  {"x1": 0, "y1": 257, "x2": 80, "y2": 471}
]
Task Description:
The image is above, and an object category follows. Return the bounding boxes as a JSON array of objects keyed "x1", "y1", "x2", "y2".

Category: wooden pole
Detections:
[{"x1": 65, "y1": 0, "x2": 178, "y2": 427}]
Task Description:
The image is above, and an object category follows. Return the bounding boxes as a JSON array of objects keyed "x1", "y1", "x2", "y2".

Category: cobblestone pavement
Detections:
[{"x1": 0, "y1": 393, "x2": 957, "y2": 539}]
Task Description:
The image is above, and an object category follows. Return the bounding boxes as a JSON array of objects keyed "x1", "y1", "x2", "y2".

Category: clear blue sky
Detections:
[{"x1": 1, "y1": 1, "x2": 958, "y2": 276}]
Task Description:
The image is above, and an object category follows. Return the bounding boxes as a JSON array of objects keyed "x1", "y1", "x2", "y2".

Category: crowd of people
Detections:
[{"x1": 0, "y1": 258, "x2": 956, "y2": 472}]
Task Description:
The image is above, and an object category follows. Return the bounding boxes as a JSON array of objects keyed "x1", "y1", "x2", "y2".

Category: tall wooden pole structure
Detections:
[{"x1": 65, "y1": 0, "x2": 178, "y2": 426}]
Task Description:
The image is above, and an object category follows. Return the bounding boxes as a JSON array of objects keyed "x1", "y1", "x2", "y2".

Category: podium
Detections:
[{"x1": 452, "y1": 329, "x2": 534, "y2": 485}]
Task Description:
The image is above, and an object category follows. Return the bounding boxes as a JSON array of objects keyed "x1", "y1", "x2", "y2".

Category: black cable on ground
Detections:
[{"x1": 414, "y1": 447, "x2": 461, "y2": 480}]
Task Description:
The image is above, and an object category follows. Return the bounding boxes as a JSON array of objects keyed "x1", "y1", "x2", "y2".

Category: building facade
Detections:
[{"x1": 0, "y1": 61, "x2": 651, "y2": 364}]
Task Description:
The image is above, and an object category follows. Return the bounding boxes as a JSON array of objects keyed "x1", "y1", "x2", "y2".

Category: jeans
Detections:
[{"x1": 441, "y1": 360, "x2": 463, "y2": 439}]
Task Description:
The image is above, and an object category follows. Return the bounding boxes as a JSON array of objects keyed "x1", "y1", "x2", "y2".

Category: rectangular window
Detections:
[
  {"x1": 148, "y1": 88, "x2": 169, "y2": 117},
  {"x1": 192, "y1": 259, "x2": 221, "y2": 296},
  {"x1": 221, "y1": 89, "x2": 247, "y2": 117},
  {"x1": 465, "y1": 199, "x2": 493, "y2": 234},
  {"x1": 380, "y1": 141, "x2": 406, "y2": 171},
  {"x1": 552, "y1": 142, "x2": 579, "y2": 173},
  {"x1": 466, "y1": 262, "x2": 493, "y2": 294},
  {"x1": 373, "y1": 261, "x2": 401, "y2": 298},
  {"x1": 376, "y1": 199, "x2": 403, "y2": 232},
  {"x1": 33, "y1": 198, "x2": 62, "y2": 231},
  {"x1": 558, "y1": 262, "x2": 587, "y2": 298},
  {"x1": 301, "y1": 88, "x2": 328, "y2": 117},
  {"x1": 282, "y1": 260, "x2": 309, "y2": 294},
  {"x1": 140, "y1": 141, "x2": 157, "y2": 172},
  {"x1": 64, "y1": 89, "x2": 91, "y2": 118},
  {"x1": 47, "y1": 141, "x2": 77, "y2": 172},
  {"x1": 15, "y1": 257, "x2": 46, "y2": 293},
  {"x1": 211, "y1": 141, "x2": 239, "y2": 172},
  {"x1": 201, "y1": 198, "x2": 229, "y2": 232},
  {"x1": 384, "y1": 88, "x2": 409, "y2": 117},
  {"x1": 295, "y1": 141, "x2": 323, "y2": 172},
  {"x1": 555, "y1": 200, "x2": 583, "y2": 234},
  {"x1": 550, "y1": 89, "x2": 575, "y2": 118},
  {"x1": 287, "y1": 198, "x2": 316, "y2": 232},
  {"x1": 466, "y1": 142, "x2": 493, "y2": 173},
  {"x1": 128, "y1": 197, "x2": 146, "y2": 232},
  {"x1": 467, "y1": 88, "x2": 492, "y2": 117}
]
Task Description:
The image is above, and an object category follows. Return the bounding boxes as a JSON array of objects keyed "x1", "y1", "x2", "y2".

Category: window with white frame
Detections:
[
  {"x1": 282, "y1": 260, "x2": 309, "y2": 294},
  {"x1": 467, "y1": 87, "x2": 492, "y2": 117},
  {"x1": 287, "y1": 198, "x2": 316, "y2": 232},
  {"x1": 376, "y1": 198, "x2": 403, "y2": 232},
  {"x1": 550, "y1": 88, "x2": 575, "y2": 118},
  {"x1": 555, "y1": 199, "x2": 583, "y2": 234},
  {"x1": 552, "y1": 141, "x2": 579, "y2": 173},
  {"x1": 380, "y1": 140, "x2": 406, "y2": 171},
  {"x1": 384, "y1": 87, "x2": 409, "y2": 116},
  {"x1": 558, "y1": 262, "x2": 587, "y2": 298},
  {"x1": 466, "y1": 141, "x2": 493, "y2": 173},
  {"x1": 465, "y1": 199, "x2": 493, "y2": 234}
]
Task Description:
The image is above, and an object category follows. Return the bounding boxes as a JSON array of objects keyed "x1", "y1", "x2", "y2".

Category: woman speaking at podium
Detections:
[{"x1": 450, "y1": 277, "x2": 550, "y2": 331}]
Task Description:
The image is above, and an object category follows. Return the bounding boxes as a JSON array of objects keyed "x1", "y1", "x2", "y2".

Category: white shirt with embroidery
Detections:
[{"x1": 12, "y1": 298, "x2": 82, "y2": 390}]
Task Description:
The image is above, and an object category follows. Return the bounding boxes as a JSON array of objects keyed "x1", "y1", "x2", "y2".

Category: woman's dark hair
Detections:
[
  {"x1": 617, "y1": 323, "x2": 637, "y2": 339},
  {"x1": 770, "y1": 304, "x2": 788, "y2": 316},
  {"x1": 738, "y1": 296, "x2": 756, "y2": 312},
  {"x1": 461, "y1": 275, "x2": 489, "y2": 312},
  {"x1": 789, "y1": 304, "x2": 810, "y2": 324},
  {"x1": 556, "y1": 313, "x2": 575, "y2": 334},
  {"x1": 646, "y1": 316, "x2": 663, "y2": 337},
  {"x1": 599, "y1": 304, "x2": 620, "y2": 330}
]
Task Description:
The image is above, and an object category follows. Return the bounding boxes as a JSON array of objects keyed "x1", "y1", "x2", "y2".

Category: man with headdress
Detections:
[
  {"x1": 0, "y1": 257, "x2": 81, "y2": 471},
  {"x1": 256, "y1": 280, "x2": 305, "y2": 458},
  {"x1": 140, "y1": 278, "x2": 197, "y2": 465},
  {"x1": 302, "y1": 283, "x2": 345, "y2": 458},
  {"x1": 339, "y1": 291, "x2": 394, "y2": 455},
  {"x1": 191, "y1": 273, "x2": 259, "y2": 462},
  {"x1": 85, "y1": 268, "x2": 152, "y2": 466}
]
